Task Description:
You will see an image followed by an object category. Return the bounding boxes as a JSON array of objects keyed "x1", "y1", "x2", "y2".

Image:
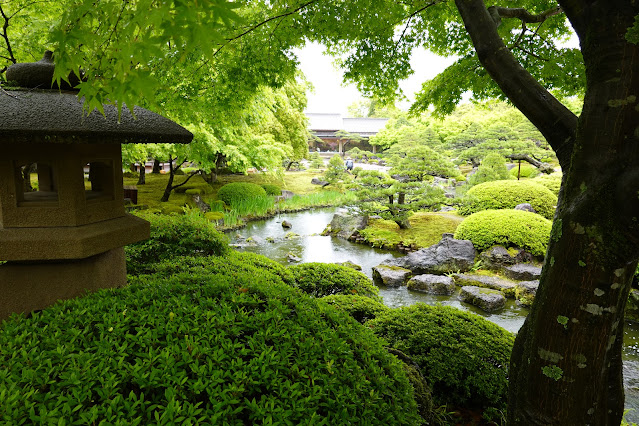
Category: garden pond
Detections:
[{"x1": 228, "y1": 207, "x2": 639, "y2": 421}]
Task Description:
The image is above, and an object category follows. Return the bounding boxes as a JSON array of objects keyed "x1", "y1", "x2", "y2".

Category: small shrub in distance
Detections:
[
  {"x1": 217, "y1": 182, "x2": 267, "y2": 206},
  {"x1": 454, "y1": 209, "x2": 552, "y2": 257},
  {"x1": 458, "y1": 179, "x2": 557, "y2": 219},
  {"x1": 288, "y1": 262, "x2": 380, "y2": 299},
  {"x1": 309, "y1": 152, "x2": 325, "y2": 169},
  {"x1": 466, "y1": 152, "x2": 511, "y2": 187},
  {"x1": 367, "y1": 303, "x2": 514, "y2": 412},
  {"x1": 125, "y1": 211, "x2": 229, "y2": 275},
  {"x1": 260, "y1": 183, "x2": 282, "y2": 196},
  {"x1": 532, "y1": 172, "x2": 562, "y2": 196},
  {"x1": 510, "y1": 162, "x2": 540, "y2": 179},
  {"x1": 324, "y1": 154, "x2": 348, "y2": 183},
  {"x1": 0, "y1": 271, "x2": 421, "y2": 424},
  {"x1": 321, "y1": 294, "x2": 389, "y2": 323}
]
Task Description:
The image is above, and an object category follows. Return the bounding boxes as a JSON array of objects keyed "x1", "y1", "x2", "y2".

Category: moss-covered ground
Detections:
[{"x1": 358, "y1": 212, "x2": 465, "y2": 250}]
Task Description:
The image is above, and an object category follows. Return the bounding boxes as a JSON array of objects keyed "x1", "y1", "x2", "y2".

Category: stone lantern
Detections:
[{"x1": 0, "y1": 53, "x2": 193, "y2": 319}]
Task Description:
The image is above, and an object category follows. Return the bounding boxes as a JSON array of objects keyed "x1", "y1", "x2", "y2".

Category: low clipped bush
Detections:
[
  {"x1": 125, "y1": 212, "x2": 229, "y2": 275},
  {"x1": 454, "y1": 209, "x2": 552, "y2": 257},
  {"x1": 173, "y1": 183, "x2": 213, "y2": 194},
  {"x1": 0, "y1": 270, "x2": 421, "y2": 424},
  {"x1": 533, "y1": 173, "x2": 562, "y2": 196},
  {"x1": 367, "y1": 304, "x2": 514, "y2": 413},
  {"x1": 458, "y1": 179, "x2": 557, "y2": 219},
  {"x1": 260, "y1": 183, "x2": 282, "y2": 196},
  {"x1": 216, "y1": 182, "x2": 267, "y2": 206},
  {"x1": 288, "y1": 263, "x2": 380, "y2": 299},
  {"x1": 320, "y1": 294, "x2": 389, "y2": 323}
]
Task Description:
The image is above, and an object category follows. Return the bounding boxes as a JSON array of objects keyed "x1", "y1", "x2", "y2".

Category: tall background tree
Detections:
[{"x1": 3, "y1": 0, "x2": 639, "y2": 423}]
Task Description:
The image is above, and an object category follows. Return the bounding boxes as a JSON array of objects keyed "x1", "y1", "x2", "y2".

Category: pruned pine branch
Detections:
[
  {"x1": 488, "y1": 5, "x2": 563, "y2": 27},
  {"x1": 506, "y1": 153, "x2": 554, "y2": 174}
]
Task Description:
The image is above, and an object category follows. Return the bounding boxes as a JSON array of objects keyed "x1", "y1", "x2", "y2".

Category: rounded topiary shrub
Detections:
[
  {"x1": 509, "y1": 163, "x2": 540, "y2": 179},
  {"x1": 0, "y1": 273, "x2": 421, "y2": 424},
  {"x1": 125, "y1": 212, "x2": 229, "y2": 275},
  {"x1": 454, "y1": 209, "x2": 552, "y2": 257},
  {"x1": 217, "y1": 182, "x2": 267, "y2": 206},
  {"x1": 458, "y1": 180, "x2": 557, "y2": 219},
  {"x1": 367, "y1": 303, "x2": 514, "y2": 412},
  {"x1": 289, "y1": 262, "x2": 380, "y2": 299},
  {"x1": 321, "y1": 294, "x2": 389, "y2": 323},
  {"x1": 260, "y1": 183, "x2": 282, "y2": 196},
  {"x1": 532, "y1": 173, "x2": 562, "y2": 196}
]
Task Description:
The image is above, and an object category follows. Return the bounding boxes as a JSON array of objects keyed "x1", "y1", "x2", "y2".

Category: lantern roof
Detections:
[{"x1": 1, "y1": 52, "x2": 193, "y2": 145}]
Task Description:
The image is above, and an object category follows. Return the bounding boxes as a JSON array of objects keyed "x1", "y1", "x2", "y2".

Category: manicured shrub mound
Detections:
[
  {"x1": 216, "y1": 182, "x2": 267, "y2": 206},
  {"x1": 289, "y1": 262, "x2": 380, "y2": 299},
  {"x1": 458, "y1": 179, "x2": 557, "y2": 219},
  {"x1": 321, "y1": 294, "x2": 389, "y2": 323},
  {"x1": 125, "y1": 212, "x2": 229, "y2": 275},
  {"x1": 532, "y1": 173, "x2": 562, "y2": 196},
  {"x1": 368, "y1": 303, "x2": 514, "y2": 412},
  {"x1": 260, "y1": 183, "x2": 282, "y2": 196},
  {"x1": 454, "y1": 209, "x2": 552, "y2": 257},
  {"x1": 509, "y1": 163, "x2": 539, "y2": 179},
  {"x1": 0, "y1": 272, "x2": 420, "y2": 424}
]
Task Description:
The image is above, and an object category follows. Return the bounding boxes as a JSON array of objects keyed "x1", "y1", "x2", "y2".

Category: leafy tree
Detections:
[
  {"x1": 350, "y1": 169, "x2": 445, "y2": 229},
  {"x1": 465, "y1": 152, "x2": 512, "y2": 187},
  {"x1": 369, "y1": 114, "x2": 442, "y2": 151},
  {"x1": 6, "y1": 0, "x2": 639, "y2": 422},
  {"x1": 323, "y1": 154, "x2": 348, "y2": 184},
  {"x1": 346, "y1": 98, "x2": 399, "y2": 118},
  {"x1": 385, "y1": 143, "x2": 460, "y2": 181}
]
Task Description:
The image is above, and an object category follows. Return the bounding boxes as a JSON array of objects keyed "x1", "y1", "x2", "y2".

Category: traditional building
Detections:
[{"x1": 306, "y1": 113, "x2": 388, "y2": 154}]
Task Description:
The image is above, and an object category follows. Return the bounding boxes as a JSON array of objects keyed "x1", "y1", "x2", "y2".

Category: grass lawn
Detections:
[{"x1": 358, "y1": 211, "x2": 465, "y2": 250}]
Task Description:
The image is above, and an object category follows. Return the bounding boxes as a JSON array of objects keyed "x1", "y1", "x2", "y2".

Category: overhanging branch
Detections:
[{"x1": 488, "y1": 5, "x2": 563, "y2": 27}]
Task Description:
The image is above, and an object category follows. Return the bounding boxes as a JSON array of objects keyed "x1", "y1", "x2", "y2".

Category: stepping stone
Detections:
[
  {"x1": 452, "y1": 273, "x2": 517, "y2": 298},
  {"x1": 372, "y1": 264, "x2": 412, "y2": 287},
  {"x1": 504, "y1": 264, "x2": 542, "y2": 281},
  {"x1": 407, "y1": 274, "x2": 456, "y2": 295},
  {"x1": 459, "y1": 286, "x2": 506, "y2": 312}
]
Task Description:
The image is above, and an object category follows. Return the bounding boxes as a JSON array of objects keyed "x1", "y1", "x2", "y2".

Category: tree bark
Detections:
[
  {"x1": 136, "y1": 165, "x2": 146, "y2": 185},
  {"x1": 455, "y1": 0, "x2": 639, "y2": 424},
  {"x1": 152, "y1": 158, "x2": 161, "y2": 174}
]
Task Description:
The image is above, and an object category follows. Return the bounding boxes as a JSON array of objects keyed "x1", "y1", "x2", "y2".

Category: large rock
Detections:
[
  {"x1": 407, "y1": 274, "x2": 456, "y2": 295},
  {"x1": 281, "y1": 220, "x2": 292, "y2": 229},
  {"x1": 515, "y1": 280, "x2": 539, "y2": 307},
  {"x1": 479, "y1": 246, "x2": 517, "y2": 271},
  {"x1": 311, "y1": 177, "x2": 329, "y2": 187},
  {"x1": 328, "y1": 212, "x2": 368, "y2": 239},
  {"x1": 514, "y1": 203, "x2": 536, "y2": 214},
  {"x1": 386, "y1": 233, "x2": 476, "y2": 275},
  {"x1": 459, "y1": 286, "x2": 506, "y2": 312},
  {"x1": 372, "y1": 265, "x2": 412, "y2": 287},
  {"x1": 504, "y1": 264, "x2": 542, "y2": 281},
  {"x1": 335, "y1": 260, "x2": 362, "y2": 271},
  {"x1": 452, "y1": 273, "x2": 517, "y2": 298}
]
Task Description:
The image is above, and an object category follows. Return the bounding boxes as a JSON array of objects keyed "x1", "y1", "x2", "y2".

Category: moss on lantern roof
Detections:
[{"x1": 0, "y1": 90, "x2": 192, "y2": 144}]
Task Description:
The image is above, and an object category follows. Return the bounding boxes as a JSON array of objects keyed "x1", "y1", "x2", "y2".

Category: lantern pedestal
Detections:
[{"x1": 0, "y1": 247, "x2": 127, "y2": 319}]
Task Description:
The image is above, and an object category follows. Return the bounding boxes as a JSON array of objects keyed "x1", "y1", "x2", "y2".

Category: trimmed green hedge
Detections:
[
  {"x1": 367, "y1": 303, "x2": 514, "y2": 413},
  {"x1": 0, "y1": 269, "x2": 421, "y2": 424},
  {"x1": 321, "y1": 294, "x2": 389, "y2": 323},
  {"x1": 458, "y1": 180, "x2": 557, "y2": 219},
  {"x1": 288, "y1": 263, "x2": 380, "y2": 300},
  {"x1": 260, "y1": 184, "x2": 282, "y2": 196},
  {"x1": 509, "y1": 163, "x2": 539, "y2": 179},
  {"x1": 125, "y1": 212, "x2": 229, "y2": 275},
  {"x1": 532, "y1": 173, "x2": 562, "y2": 196},
  {"x1": 454, "y1": 209, "x2": 552, "y2": 257},
  {"x1": 217, "y1": 182, "x2": 267, "y2": 206}
]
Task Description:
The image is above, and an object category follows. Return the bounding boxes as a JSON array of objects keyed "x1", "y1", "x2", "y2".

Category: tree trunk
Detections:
[
  {"x1": 137, "y1": 165, "x2": 146, "y2": 185},
  {"x1": 152, "y1": 159, "x2": 161, "y2": 174},
  {"x1": 160, "y1": 157, "x2": 175, "y2": 202},
  {"x1": 455, "y1": 0, "x2": 639, "y2": 423},
  {"x1": 506, "y1": 2, "x2": 639, "y2": 424},
  {"x1": 395, "y1": 217, "x2": 411, "y2": 230}
]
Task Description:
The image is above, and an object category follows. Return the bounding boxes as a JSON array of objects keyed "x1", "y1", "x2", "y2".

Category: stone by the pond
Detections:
[
  {"x1": 452, "y1": 273, "x2": 517, "y2": 298},
  {"x1": 245, "y1": 236, "x2": 264, "y2": 245},
  {"x1": 287, "y1": 253, "x2": 302, "y2": 262},
  {"x1": 459, "y1": 286, "x2": 506, "y2": 312},
  {"x1": 479, "y1": 246, "x2": 517, "y2": 271},
  {"x1": 515, "y1": 280, "x2": 539, "y2": 307},
  {"x1": 311, "y1": 177, "x2": 330, "y2": 187},
  {"x1": 407, "y1": 274, "x2": 456, "y2": 295},
  {"x1": 514, "y1": 203, "x2": 536, "y2": 214},
  {"x1": 190, "y1": 194, "x2": 210, "y2": 213},
  {"x1": 372, "y1": 265, "x2": 412, "y2": 287},
  {"x1": 284, "y1": 232, "x2": 300, "y2": 240},
  {"x1": 281, "y1": 220, "x2": 292, "y2": 229},
  {"x1": 328, "y1": 211, "x2": 368, "y2": 239},
  {"x1": 335, "y1": 260, "x2": 362, "y2": 271},
  {"x1": 386, "y1": 233, "x2": 476, "y2": 275},
  {"x1": 504, "y1": 264, "x2": 542, "y2": 281},
  {"x1": 281, "y1": 190, "x2": 294, "y2": 199}
]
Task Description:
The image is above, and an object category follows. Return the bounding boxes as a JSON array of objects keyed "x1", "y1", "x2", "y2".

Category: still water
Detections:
[{"x1": 229, "y1": 207, "x2": 639, "y2": 420}]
